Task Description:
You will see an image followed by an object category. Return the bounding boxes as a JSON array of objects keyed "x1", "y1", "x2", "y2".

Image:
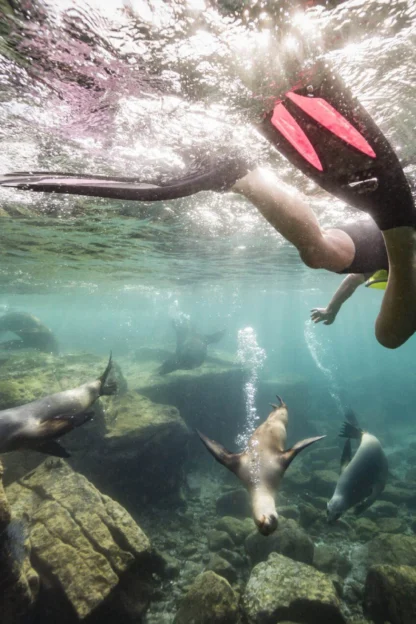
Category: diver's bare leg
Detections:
[
  {"x1": 232, "y1": 168, "x2": 355, "y2": 272},
  {"x1": 375, "y1": 227, "x2": 416, "y2": 348}
]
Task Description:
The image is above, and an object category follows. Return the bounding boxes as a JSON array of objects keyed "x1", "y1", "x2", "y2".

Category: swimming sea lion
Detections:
[
  {"x1": 197, "y1": 396, "x2": 325, "y2": 535},
  {"x1": 327, "y1": 410, "x2": 388, "y2": 523},
  {"x1": 0, "y1": 354, "x2": 116, "y2": 458},
  {"x1": 158, "y1": 318, "x2": 225, "y2": 375},
  {"x1": 0, "y1": 312, "x2": 59, "y2": 355}
]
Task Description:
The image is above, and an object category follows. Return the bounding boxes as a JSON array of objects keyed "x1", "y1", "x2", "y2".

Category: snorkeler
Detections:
[{"x1": 1, "y1": 61, "x2": 415, "y2": 349}]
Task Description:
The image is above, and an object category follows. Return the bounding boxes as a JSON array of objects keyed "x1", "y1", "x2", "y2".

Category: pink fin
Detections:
[
  {"x1": 271, "y1": 103, "x2": 323, "y2": 171},
  {"x1": 286, "y1": 92, "x2": 376, "y2": 159}
]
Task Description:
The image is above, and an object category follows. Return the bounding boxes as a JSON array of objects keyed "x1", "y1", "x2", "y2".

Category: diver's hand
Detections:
[{"x1": 310, "y1": 308, "x2": 336, "y2": 325}]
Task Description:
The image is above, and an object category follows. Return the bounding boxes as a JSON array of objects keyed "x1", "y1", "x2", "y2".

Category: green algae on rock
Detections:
[
  {"x1": 243, "y1": 552, "x2": 346, "y2": 624},
  {"x1": 173, "y1": 571, "x2": 240, "y2": 624},
  {"x1": 6, "y1": 460, "x2": 158, "y2": 622},
  {"x1": 364, "y1": 564, "x2": 416, "y2": 624}
]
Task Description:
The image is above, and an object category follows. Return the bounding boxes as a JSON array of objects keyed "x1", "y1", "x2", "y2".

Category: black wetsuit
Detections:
[{"x1": 335, "y1": 219, "x2": 388, "y2": 274}]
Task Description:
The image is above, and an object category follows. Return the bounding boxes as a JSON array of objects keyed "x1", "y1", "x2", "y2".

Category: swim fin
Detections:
[
  {"x1": 0, "y1": 156, "x2": 252, "y2": 201},
  {"x1": 260, "y1": 60, "x2": 415, "y2": 230}
]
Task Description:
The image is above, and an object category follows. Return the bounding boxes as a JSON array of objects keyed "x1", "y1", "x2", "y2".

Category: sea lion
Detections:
[
  {"x1": 0, "y1": 312, "x2": 59, "y2": 355},
  {"x1": 158, "y1": 318, "x2": 225, "y2": 375},
  {"x1": 327, "y1": 410, "x2": 388, "y2": 523},
  {"x1": 197, "y1": 396, "x2": 325, "y2": 535},
  {"x1": 0, "y1": 354, "x2": 116, "y2": 458}
]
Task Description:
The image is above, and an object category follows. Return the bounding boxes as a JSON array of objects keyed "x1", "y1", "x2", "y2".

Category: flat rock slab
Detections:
[
  {"x1": 6, "y1": 461, "x2": 153, "y2": 620},
  {"x1": 243, "y1": 552, "x2": 346, "y2": 624}
]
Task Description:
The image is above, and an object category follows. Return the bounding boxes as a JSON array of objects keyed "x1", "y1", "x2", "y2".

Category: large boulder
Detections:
[
  {"x1": 243, "y1": 552, "x2": 346, "y2": 624},
  {"x1": 0, "y1": 460, "x2": 39, "y2": 624},
  {"x1": 364, "y1": 564, "x2": 416, "y2": 624},
  {"x1": 6, "y1": 461, "x2": 159, "y2": 623},
  {"x1": 245, "y1": 517, "x2": 314, "y2": 566},
  {"x1": 76, "y1": 391, "x2": 190, "y2": 506},
  {"x1": 173, "y1": 571, "x2": 240, "y2": 624},
  {"x1": 364, "y1": 534, "x2": 416, "y2": 567}
]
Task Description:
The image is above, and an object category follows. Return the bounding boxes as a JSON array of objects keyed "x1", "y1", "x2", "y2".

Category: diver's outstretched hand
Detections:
[{"x1": 310, "y1": 308, "x2": 336, "y2": 325}]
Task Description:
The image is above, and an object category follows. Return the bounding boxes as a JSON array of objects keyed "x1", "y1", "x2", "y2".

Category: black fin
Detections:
[
  {"x1": 34, "y1": 440, "x2": 70, "y2": 458},
  {"x1": 157, "y1": 356, "x2": 179, "y2": 375},
  {"x1": 196, "y1": 429, "x2": 241, "y2": 475},
  {"x1": 339, "y1": 421, "x2": 363, "y2": 440},
  {"x1": 203, "y1": 329, "x2": 226, "y2": 345},
  {"x1": 341, "y1": 438, "x2": 352, "y2": 472},
  {"x1": 281, "y1": 435, "x2": 326, "y2": 470},
  {"x1": 0, "y1": 157, "x2": 252, "y2": 201},
  {"x1": 99, "y1": 352, "x2": 113, "y2": 391}
]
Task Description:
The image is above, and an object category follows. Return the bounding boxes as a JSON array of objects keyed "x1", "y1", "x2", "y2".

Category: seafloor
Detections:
[{"x1": 0, "y1": 348, "x2": 415, "y2": 624}]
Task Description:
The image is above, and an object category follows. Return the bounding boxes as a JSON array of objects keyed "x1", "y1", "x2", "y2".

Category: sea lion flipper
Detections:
[
  {"x1": 281, "y1": 435, "x2": 327, "y2": 470},
  {"x1": 340, "y1": 438, "x2": 352, "y2": 472},
  {"x1": 32, "y1": 440, "x2": 70, "y2": 458},
  {"x1": 196, "y1": 429, "x2": 241, "y2": 474},
  {"x1": 339, "y1": 421, "x2": 363, "y2": 439},
  {"x1": 203, "y1": 329, "x2": 226, "y2": 345}
]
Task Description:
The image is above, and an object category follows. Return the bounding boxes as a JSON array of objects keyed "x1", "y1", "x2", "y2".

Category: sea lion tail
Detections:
[
  {"x1": 281, "y1": 435, "x2": 326, "y2": 470},
  {"x1": 196, "y1": 430, "x2": 241, "y2": 474},
  {"x1": 203, "y1": 329, "x2": 226, "y2": 345},
  {"x1": 99, "y1": 352, "x2": 117, "y2": 395},
  {"x1": 339, "y1": 421, "x2": 363, "y2": 440}
]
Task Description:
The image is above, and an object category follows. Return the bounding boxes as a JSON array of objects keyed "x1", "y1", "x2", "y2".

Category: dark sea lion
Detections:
[
  {"x1": 327, "y1": 410, "x2": 388, "y2": 522},
  {"x1": 0, "y1": 355, "x2": 116, "y2": 458},
  {"x1": 198, "y1": 396, "x2": 325, "y2": 535},
  {"x1": 158, "y1": 318, "x2": 225, "y2": 375},
  {"x1": 0, "y1": 312, "x2": 59, "y2": 355}
]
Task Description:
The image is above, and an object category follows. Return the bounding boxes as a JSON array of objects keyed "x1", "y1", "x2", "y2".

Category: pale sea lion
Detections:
[
  {"x1": 158, "y1": 319, "x2": 225, "y2": 375},
  {"x1": 198, "y1": 396, "x2": 325, "y2": 535},
  {"x1": 327, "y1": 410, "x2": 388, "y2": 523},
  {"x1": 0, "y1": 312, "x2": 59, "y2": 355},
  {"x1": 0, "y1": 354, "x2": 116, "y2": 458}
]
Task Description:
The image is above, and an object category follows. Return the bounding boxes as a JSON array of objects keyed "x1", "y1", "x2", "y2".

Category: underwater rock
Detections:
[
  {"x1": 283, "y1": 465, "x2": 313, "y2": 490},
  {"x1": 206, "y1": 553, "x2": 238, "y2": 583},
  {"x1": 173, "y1": 570, "x2": 240, "y2": 624},
  {"x1": 308, "y1": 469, "x2": 339, "y2": 497},
  {"x1": 313, "y1": 544, "x2": 352, "y2": 578},
  {"x1": 0, "y1": 460, "x2": 39, "y2": 624},
  {"x1": 365, "y1": 500, "x2": 398, "y2": 519},
  {"x1": 243, "y1": 552, "x2": 346, "y2": 624},
  {"x1": 364, "y1": 533, "x2": 416, "y2": 567},
  {"x1": 244, "y1": 518, "x2": 314, "y2": 566},
  {"x1": 381, "y1": 481, "x2": 416, "y2": 507},
  {"x1": 364, "y1": 564, "x2": 416, "y2": 624},
  {"x1": 216, "y1": 488, "x2": 251, "y2": 518},
  {"x1": 76, "y1": 391, "x2": 190, "y2": 506},
  {"x1": 298, "y1": 502, "x2": 326, "y2": 530},
  {"x1": 207, "y1": 529, "x2": 235, "y2": 552},
  {"x1": 214, "y1": 516, "x2": 254, "y2": 545},
  {"x1": 6, "y1": 460, "x2": 159, "y2": 622},
  {"x1": 354, "y1": 517, "x2": 380, "y2": 541}
]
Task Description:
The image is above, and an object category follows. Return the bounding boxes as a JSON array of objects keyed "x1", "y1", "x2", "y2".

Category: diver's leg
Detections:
[
  {"x1": 232, "y1": 167, "x2": 355, "y2": 272},
  {"x1": 375, "y1": 227, "x2": 416, "y2": 348}
]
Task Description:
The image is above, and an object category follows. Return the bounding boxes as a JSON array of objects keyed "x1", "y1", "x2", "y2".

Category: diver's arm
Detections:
[{"x1": 310, "y1": 273, "x2": 366, "y2": 325}]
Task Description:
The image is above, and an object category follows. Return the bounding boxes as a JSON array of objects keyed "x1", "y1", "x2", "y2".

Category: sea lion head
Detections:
[
  {"x1": 326, "y1": 494, "x2": 344, "y2": 524},
  {"x1": 255, "y1": 511, "x2": 279, "y2": 536},
  {"x1": 251, "y1": 489, "x2": 279, "y2": 536}
]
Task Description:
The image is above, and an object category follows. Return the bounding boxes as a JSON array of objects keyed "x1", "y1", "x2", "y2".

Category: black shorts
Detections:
[{"x1": 334, "y1": 219, "x2": 388, "y2": 274}]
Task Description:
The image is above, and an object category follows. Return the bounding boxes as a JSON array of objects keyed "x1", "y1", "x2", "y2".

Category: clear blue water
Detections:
[{"x1": 1, "y1": 1, "x2": 416, "y2": 623}]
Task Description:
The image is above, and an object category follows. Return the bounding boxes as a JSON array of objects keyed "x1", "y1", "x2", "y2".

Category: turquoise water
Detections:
[{"x1": 1, "y1": 1, "x2": 416, "y2": 623}]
